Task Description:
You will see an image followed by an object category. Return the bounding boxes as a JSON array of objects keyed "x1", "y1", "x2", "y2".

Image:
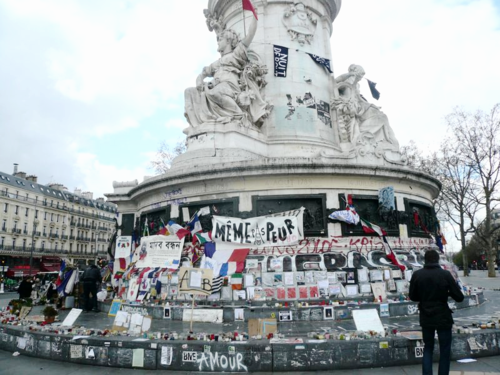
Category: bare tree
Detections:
[
  {"x1": 150, "y1": 140, "x2": 187, "y2": 175},
  {"x1": 446, "y1": 104, "x2": 500, "y2": 277},
  {"x1": 432, "y1": 142, "x2": 480, "y2": 276}
]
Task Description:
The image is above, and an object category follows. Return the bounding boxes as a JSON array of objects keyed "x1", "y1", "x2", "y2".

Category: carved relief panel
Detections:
[{"x1": 282, "y1": 2, "x2": 318, "y2": 45}]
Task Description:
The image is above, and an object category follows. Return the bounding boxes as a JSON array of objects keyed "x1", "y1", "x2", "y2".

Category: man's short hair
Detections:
[{"x1": 425, "y1": 249, "x2": 440, "y2": 264}]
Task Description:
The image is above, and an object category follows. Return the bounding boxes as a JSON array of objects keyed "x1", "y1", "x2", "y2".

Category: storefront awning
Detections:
[{"x1": 6, "y1": 268, "x2": 40, "y2": 278}]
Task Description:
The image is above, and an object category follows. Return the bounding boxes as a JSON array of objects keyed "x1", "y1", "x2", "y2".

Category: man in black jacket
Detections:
[
  {"x1": 82, "y1": 265, "x2": 101, "y2": 312},
  {"x1": 409, "y1": 249, "x2": 464, "y2": 375}
]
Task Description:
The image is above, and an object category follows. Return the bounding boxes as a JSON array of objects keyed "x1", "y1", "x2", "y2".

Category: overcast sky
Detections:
[{"x1": 1, "y1": 0, "x2": 499, "y2": 250}]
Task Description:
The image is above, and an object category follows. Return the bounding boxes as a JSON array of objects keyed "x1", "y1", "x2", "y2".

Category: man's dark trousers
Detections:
[
  {"x1": 83, "y1": 281, "x2": 97, "y2": 312},
  {"x1": 422, "y1": 327, "x2": 452, "y2": 375}
]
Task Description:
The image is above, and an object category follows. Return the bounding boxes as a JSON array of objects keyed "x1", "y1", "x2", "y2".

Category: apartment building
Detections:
[{"x1": 0, "y1": 164, "x2": 117, "y2": 276}]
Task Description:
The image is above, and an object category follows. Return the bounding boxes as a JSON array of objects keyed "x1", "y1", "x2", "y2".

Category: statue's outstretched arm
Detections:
[{"x1": 241, "y1": 15, "x2": 258, "y2": 48}]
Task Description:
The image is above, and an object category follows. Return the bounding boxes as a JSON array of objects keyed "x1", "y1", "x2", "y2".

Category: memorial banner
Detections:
[
  {"x1": 135, "y1": 235, "x2": 184, "y2": 269},
  {"x1": 211, "y1": 210, "x2": 302, "y2": 247},
  {"x1": 178, "y1": 267, "x2": 214, "y2": 296},
  {"x1": 273, "y1": 45, "x2": 289, "y2": 78},
  {"x1": 115, "y1": 236, "x2": 132, "y2": 259}
]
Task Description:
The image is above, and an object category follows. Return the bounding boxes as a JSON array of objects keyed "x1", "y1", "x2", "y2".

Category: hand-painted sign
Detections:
[
  {"x1": 178, "y1": 267, "x2": 214, "y2": 296},
  {"x1": 211, "y1": 212, "x2": 302, "y2": 247},
  {"x1": 115, "y1": 236, "x2": 132, "y2": 259},
  {"x1": 135, "y1": 235, "x2": 184, "y2": 269}
]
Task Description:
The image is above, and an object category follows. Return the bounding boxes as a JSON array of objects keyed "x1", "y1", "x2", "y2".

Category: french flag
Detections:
[
  {"x1": 204, "y1": 242, "x2": 249, "y2": 277},
  {"x1": 167, "y1": 220, "x2": 190, "y2": 239}
]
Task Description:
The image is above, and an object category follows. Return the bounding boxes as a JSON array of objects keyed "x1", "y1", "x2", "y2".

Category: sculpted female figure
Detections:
[
  {"x1": 334, "y1": 64, "x2": 399, "y2": 151},
  {"x1": 185, "y1": 16, "x2": 266, "y2": 128}
]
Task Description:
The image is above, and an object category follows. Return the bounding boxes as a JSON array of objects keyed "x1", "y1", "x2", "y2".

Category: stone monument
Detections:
[{"x1": 108, "y1": 0, "x2": 440, "y2": 300}]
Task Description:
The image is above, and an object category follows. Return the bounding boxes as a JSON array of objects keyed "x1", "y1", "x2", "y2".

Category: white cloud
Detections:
[
  {"x1": 0, "y1": 0, "x2": 498, "y2": 255},
  {"x1": 74, "y1": 153, "x2": 147, "y2": 198}
]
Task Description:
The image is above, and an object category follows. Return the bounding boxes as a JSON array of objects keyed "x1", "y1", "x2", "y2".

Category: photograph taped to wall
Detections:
[
  {"x1": 370, "y1": 269, "x2": 383, "y2": 281},
  {"x1": 270, "y1": 258, "x2": 283, "y2": 271},
  {"x1": 380, "y1": 303, "x2": 390, "y2": 317},
  {"x1": 274, "y1": 273, "x2": 283, "y2": 285},
  {"x1": 327, "y1": 272, "x2": 337, "y2": 285},
  {"x1": 262, "y1": 273, "x2": 274, "y2": 287},
  {"x1": 246, "y1": 258, "x2": 259, "y2": 270},
  {"x1": 345, "y1": 268, "x2": 357, "y2": 284},
  {"x1": 383, "y1": 269, "x2": 391, "y2": 280},
  {"x1": 299, "y1": 286, "x2": 308, "y2": 299},
  {"x1": 264, "y1": 287, "x2": 275, "y2": 298},
  {"x1": 277, "y1": 287, "x2": 286, "y2": 300},
  {"x1": 396, "y1": 280, "x2": 409, "y2": 293},
  {"x1": 314, "y1": 270, "x2": 327, "y2": 282},
  {"x1": 346, "y1": 284, "x2": 359, "y2": 296},
  {"x1": 371, "y1": 282, "x2": 387, "y2": 302},
  {"x1": 359, "y1": 283, "x2": 371, "y2": 294},
  {"x1": 233, "y1": 290, "x2": 246, "y2": 301},
  {"x1": 246, "y1": 286, "x2": 255, "y2": 300},
  {"x1": 279, "y1": 311, "x2": 292, "y2": 322},
  {"x1": 295, "y1": 272, "x2": 305, "y2": 285},
  {"x1": 309, "y1": 285, "x2": 319, "y2": 298},
  {"x1": 284, "y1": 272, "x2": 294, "y2": 286},
  {"x1": 324, "y1": 306, "x2": 334, "y2": 320},
  {"x1": 221, "y1": 286, "x2": 232, "y2": 301},
  {"x1": 234, "y1": 308, "x2": 245, "y2": 321},
  {"x1": 357, "y1": 268, "x2": 369, "y2": 283},
  {"x1": 329, "y1": 284, "x2": 342, "y2": 295},
  {"x1": 305, "y1": 271, "x2": 314, "y2": 284},
  {"x1": 254, "y1": 288, "x2": 266, "y2": 301},
  {"x1": 405, "y1": 270, "x2": 413, "y2": 281},
  {"x1": 335, "y1": 271, "x2": 347, "y2": 284},
  {"x1": 387, "y1": 279, "x2": 396, "y2": 292},
  {"x1": 391, "y1": 269, "x2": 402, "y2": 279},
  {"x1": 163, "y1": 306, "x2": 171, "y2": 319},
  {"x1": 244, "y1": 274, "x2": 254, "y2": 287}
]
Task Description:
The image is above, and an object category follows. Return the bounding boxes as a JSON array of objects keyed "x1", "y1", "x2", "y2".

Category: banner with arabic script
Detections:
[
  {"x1": 211, "y1": 209, "x2": 303, "y2": 247},
  {"x1": 135, "y1": 235, "x2": 184, "y2": 269}
]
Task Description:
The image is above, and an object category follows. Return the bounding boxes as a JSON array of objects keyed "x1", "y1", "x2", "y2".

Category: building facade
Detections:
[{"x1": 0, "y1": 164, "x2": 117, "y2": 276}]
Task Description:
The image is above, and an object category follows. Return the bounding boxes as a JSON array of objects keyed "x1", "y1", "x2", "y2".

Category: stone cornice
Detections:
[
  {"x1": 109, "y1": 158, "x2": 441, "y2": 201},
  {"x1": 208, "y1": 0, "x2": 342, "y2": 24}
]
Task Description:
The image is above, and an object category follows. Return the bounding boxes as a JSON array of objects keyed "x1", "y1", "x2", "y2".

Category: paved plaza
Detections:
[{"x1": 0, "y1": 270, "x2": 499, "y2": 373}]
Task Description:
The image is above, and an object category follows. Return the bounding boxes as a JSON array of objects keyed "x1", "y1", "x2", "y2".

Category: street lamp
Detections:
[{"x1": 29, "y1": 218, "x2": 39, "y2": 277}]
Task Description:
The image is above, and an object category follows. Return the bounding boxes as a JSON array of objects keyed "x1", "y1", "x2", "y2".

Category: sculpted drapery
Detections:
[
  {"x1": 333, "y1": 64, "x2": 400, "y2": 152},
  {"x1": 184, "y1": 15, "x2": 270, "y2": 130}
]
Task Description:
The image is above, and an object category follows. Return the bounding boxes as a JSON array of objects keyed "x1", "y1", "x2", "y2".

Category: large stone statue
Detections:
[
  {"x1": 184, "y1": 12, "x2": 271, "y2": 130},
  {"x1": 333, "y1": 64, "x2": 400, "y2": 154}
]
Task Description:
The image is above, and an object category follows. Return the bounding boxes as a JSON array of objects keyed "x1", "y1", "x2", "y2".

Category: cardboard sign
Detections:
[
  {"x1": 112, "y1": 311, "x2": 131, "y2": 332},
  {"x1": 61, "y1": 308, "x2": 83, "y2": 327},
  {"x1": 248, "y1": 318, "x2": 277, "y2": 337},
  {"x1": 352, "y1": 309, "x2": 385, "y2": 334},
  {"x1": 178, "y1": 267, "x2": 213, "y2": 296},
  {"x1": 115, "y1": 236, "x2": 132, "y2": 259},
  {"x1": 136, "y1": 235, "x2": 184, "y2": 269}
]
